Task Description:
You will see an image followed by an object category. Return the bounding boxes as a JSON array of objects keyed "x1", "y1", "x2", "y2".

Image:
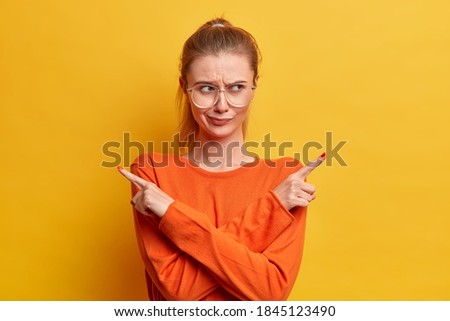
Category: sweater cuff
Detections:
[
  {"x1": 268, "y1": 190, "x2": 295, "y2": 218},
  {"x1": 159, "y1": 200, "x2": 213, "y2": 250}
]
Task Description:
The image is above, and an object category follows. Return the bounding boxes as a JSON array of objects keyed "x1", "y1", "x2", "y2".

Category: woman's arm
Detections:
[
  {"x1": 129, "y1": 164, "x2": 298, "y2": 300},
  {"x1": 120, "y1": 154, "x2": 323, "y2": 300},
  {"x1": 159, "y1": 199, "x2": 306, "y2": 300},
  {"x1": 132, "y1": 205, "x2": 219, "y2": 300}
]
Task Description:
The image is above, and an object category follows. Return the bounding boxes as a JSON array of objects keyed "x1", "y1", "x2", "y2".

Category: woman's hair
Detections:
[{"x1": 176, "y1": 17, "x2": 261, "y2": 148}]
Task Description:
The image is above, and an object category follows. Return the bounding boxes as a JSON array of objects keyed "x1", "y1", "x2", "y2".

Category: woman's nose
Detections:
[{"x1": 213, "y1": 90, "x2": 230, "y2": 113}]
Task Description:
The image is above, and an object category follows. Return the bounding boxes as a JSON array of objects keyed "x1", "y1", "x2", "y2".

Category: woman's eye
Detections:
[
  {"x1": 199, "y1": 86, "x2": 216, "y2": 93},
  {"x1": 229, "y1": 84, "x2": 244, "y2": 92}
]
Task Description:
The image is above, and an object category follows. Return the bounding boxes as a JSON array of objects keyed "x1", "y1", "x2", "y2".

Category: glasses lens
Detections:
[
  {"x1": 225, "y1": 85, "x2": 253, "y2": 107},
  {"x1": 190, "y1": 85, "x2": 254, "y2": 108},
  {"x1": 191, "y1": 86, "x2": 216, "y2": 108}
]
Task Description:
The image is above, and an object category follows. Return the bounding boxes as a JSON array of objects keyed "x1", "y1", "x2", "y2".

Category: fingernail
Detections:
[
  {"x1": 117, "y1": 166, "x2": 123, "y2": 171},
  {"x1": 321, "y1": 152, "x2": 326, "y2": 158}
]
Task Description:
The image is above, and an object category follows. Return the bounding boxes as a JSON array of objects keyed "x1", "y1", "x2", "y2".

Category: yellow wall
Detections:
[{"x1": 1, "y1": 0, "x2": 449, "y2": 300}]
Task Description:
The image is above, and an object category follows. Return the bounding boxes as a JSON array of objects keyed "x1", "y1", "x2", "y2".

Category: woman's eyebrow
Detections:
[
  {"x1": 226, "y1": 80, "x2": 248, "y2": 85},
  {"x1": 192, "y1": 79, "x2": 248, "y2": 86}
]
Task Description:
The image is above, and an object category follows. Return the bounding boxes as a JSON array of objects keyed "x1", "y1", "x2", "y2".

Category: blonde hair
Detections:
[{"x1": 176, "y1": 18, "x2": 261, "y2": 149}]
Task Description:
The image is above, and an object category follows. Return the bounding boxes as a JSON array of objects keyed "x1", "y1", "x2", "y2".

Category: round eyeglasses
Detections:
[{"x1": 187, "y1": 84, "x2": 256, "y2": 109}]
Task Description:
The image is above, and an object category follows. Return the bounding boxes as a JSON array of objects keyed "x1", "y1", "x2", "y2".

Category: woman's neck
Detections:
[{"x1": 187, "y1": 132, "x2": 255, "y2": 172}]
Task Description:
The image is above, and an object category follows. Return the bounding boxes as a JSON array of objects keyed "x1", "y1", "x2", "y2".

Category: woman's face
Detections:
[{"x1": 185, "y1": 53, "x2": 256, "y2": 142}]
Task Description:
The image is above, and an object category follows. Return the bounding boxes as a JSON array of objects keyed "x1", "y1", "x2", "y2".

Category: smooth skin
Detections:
[
  {"x1": 179, "y1": 53, "x2": 258, "y2": 171},
  {"x1": 183, "y1": 53, "x2": 254, "y2": 143},
  {"x1": 118, "y1": 52, "x2": 325, "y2": 216}
]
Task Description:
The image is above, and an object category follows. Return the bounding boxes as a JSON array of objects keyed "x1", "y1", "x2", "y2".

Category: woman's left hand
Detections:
[
  {"x1": 272, "y1": 153, "x2": 325, "y2": 211},
  {"x1": 117, "y1": 166, "x2": 174, "y2": 218}
]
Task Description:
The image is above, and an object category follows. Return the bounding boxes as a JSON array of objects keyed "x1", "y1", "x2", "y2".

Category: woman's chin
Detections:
[{"x1": 201, "y1": 125, "x2": 241, "y2": 140}]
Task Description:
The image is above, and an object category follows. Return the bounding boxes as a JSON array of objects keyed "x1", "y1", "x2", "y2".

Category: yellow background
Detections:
[{"x1": 1, "y1": 0, "x2": 449, "y2": 300}]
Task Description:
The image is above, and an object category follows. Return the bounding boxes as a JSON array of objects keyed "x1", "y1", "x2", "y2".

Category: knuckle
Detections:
[
  {"x1": 287, "y1": 175, "x2": 297, "y2": 183},
  {"x1": 299, "y1": 199, "x2": 309, "y2": 207},
  {"x1": 290, "y1": 180, "x2": 299, "y2": 189}
]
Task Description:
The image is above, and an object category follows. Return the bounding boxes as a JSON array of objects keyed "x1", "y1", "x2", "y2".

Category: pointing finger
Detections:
[
  {"x1": 296, "y1": 152, "x2": 326, "y2": 179},
  {"x1": 117, "y1": 166, "x2": 149, "y2": 190}
]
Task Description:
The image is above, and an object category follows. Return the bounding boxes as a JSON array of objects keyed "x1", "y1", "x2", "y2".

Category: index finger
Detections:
[
  {"x1": 117, "y1": 166, "x2": 149, "y2": 190},
  {"x1": 296, "y1": 152, "x2": 326, "y2": 179}
]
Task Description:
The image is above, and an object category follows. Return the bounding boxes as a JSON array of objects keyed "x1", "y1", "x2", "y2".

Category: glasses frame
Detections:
[{"x1": 186, "y1": 84, "x2": 257, "y2": 109}]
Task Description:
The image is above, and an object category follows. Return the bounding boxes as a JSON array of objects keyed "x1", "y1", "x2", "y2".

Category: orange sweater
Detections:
[{"x1": 130, "y1": 153, "x2": 308, "y2": 301}]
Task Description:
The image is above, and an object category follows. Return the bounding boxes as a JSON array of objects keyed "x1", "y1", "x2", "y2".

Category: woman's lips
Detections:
[{"x1": 207, "y1": 116, "x2": 233, "y2": 126}]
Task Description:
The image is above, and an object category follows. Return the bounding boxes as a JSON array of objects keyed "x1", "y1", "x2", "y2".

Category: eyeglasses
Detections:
[{"x1": 187, "y1": 84, "x2": 256, "y2": 108}]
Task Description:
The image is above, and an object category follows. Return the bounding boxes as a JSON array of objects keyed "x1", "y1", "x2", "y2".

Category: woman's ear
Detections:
[
  {"x1": 254, "y1": 75, "x2": 260, "y2": 87},
  {"x1": 179, "y1": 77, "x2": 187, "y2": 94}
]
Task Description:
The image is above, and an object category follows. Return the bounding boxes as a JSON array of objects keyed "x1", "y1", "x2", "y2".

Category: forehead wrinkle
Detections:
[{"x1": 187, "y1": 54, "x2": 253, "y2": 86}]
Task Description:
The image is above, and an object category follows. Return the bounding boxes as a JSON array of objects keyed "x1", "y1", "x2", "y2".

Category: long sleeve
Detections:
[
  {"x1": 131, "y1": 168, "x2": 296, "y2": 300},
  {"x1": 130, "y1": 154, "x2": 306, "y2": 300},
  {"x1": 159, "y1": 200, "x2": 306, "y2": 300},
  {"x1": 133, "y1": 207, "x2": 218, "y2": 300}
]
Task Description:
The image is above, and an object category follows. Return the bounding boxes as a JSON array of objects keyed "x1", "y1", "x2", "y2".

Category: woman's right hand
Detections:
[
  {"x1": 272, "y1": 153, "x2": 326, "y2": 211},
  {"x1": 117, "y1": 166, "x2": 174, "y2": 219}
]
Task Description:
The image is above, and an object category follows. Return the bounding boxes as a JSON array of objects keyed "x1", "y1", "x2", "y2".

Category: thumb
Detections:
[{"x1": 296, "y1": 152, "x2": 326, "y2": 179}]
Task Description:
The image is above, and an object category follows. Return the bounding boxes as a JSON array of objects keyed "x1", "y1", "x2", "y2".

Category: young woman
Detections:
[{"x1": 118, "y1": 18, "x2": 325, "y2": 301}]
